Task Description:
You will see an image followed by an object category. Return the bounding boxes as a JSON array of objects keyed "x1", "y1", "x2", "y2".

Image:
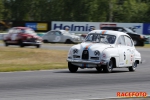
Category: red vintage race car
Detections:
[{"x1": 3, "y1": 27, "x2": 42, "y2": 48}]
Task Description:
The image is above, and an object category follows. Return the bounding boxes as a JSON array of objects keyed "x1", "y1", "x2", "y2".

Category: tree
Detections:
[{"x1": 0, "y1": 0, "x2": 4, "y2": 20}]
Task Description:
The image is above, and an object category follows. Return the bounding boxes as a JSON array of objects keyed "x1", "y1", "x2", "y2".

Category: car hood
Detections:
[{"x1": 73, "y1": 42, "x2": 114, "y2": 52}]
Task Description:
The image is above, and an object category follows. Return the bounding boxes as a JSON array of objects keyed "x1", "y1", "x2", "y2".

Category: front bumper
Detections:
[
  {"x1": 67, "y1": 59, "x2": 108, "y2": 65},
  {"x1": 23, "y1": 41, "x2": 42, "y2": 45}
]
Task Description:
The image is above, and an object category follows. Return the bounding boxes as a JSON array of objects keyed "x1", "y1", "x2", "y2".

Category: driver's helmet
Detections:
[{"x1": 107, "y1": 36, "x2": 115, "y2": 44}]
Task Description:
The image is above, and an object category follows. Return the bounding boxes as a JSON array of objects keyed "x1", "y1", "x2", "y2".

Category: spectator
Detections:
[
  {"x1": 91, "y1": 27, "x2": 95, "y2": 31},
  {"x1": 65, "y1": 27, "x2": 70, "y2": 33}
]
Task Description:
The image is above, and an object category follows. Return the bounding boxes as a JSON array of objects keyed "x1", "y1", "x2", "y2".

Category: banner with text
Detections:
[{"x1": 52, "y1": 21, "x2": 143, "y2": 34}]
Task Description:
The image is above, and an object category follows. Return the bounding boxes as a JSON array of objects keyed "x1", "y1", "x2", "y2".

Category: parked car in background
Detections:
[
  {"x1": 67, "y1": 30, "x2": 141, "y2": 73},
  {"x1": 42, "y1": 30, "x2": 81, "y2": 44},
  {"x1": 3, "y1": 27, "x2": 42, "y2": 48},
  {"x1": 101, "y1": 27, "x2": 147, "y2": 46}
]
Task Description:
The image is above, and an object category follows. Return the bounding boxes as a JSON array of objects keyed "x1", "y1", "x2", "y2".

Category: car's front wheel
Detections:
[
  {"x1": 4, "y1": 41, "x2": 9, "y2": 47},
  {"x1": 36, "y1": 44, "x2": 40, "y2": 48},
  {"x1": 65, "y1": 39, "x2": 73, "y2": 44},
  {"x1": 43, "y1": 40, "x2": 48, "y2": 43},
  {"x1": 103, "y1": 59, "x2": 113, "y2": 73},
  {"x1": 128, "y1": 61, "x2": 137, "y2": 72},
  {"x1": 68, "y1": 62, "x2": 78, "y2": 73},
  {"x1": 19, "y1": 41, "x2": 24, "y2": 47}
]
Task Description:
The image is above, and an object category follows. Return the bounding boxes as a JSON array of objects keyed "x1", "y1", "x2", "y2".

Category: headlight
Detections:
[
  {"x1": 73, "y1": 49, "x2": 78, "y2": 54},
  {"x1": 94, "y1": 50, "x2": 100, "y2": 56}
]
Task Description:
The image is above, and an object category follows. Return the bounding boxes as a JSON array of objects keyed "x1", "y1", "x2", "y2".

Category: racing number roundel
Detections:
[{"x1": 53, "y1": 36, "x2": 61, "y2": 42}]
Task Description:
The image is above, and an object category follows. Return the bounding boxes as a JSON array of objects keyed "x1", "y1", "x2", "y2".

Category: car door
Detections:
[
  {"x1": 117, "y1": 35, "x2": 129, "y2": 67},
  {"x1": 45, "y1": 31, "x2": 55, "y2": 42},
  {"x1": 124, "y1": 35, "x2": 135, "y2": 66},
  {"x1": 52, "y1": 31, "x2": 64, "y2": 43}
]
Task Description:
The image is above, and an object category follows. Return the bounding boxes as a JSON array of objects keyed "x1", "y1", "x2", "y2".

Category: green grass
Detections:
[
  {"x1": 135, "y1": 44, "x2": 150, "y2": 48},
  {"x1": 0, "y1": 47, "x2": 68, "y2": 72},
  {"x1": 143, "y1": 44, "x2": 150, "y2": 48}
]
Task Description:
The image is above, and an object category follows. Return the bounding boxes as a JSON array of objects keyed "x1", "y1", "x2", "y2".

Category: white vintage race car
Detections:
[
  {"x1": 42, "y1": 30, "x2": 80, "y2": 43},
  {"x1": 67, "y1": 30, "x2": 142, "y2": 73}
]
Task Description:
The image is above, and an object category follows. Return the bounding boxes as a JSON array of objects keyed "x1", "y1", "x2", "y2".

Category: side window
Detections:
[
  {"x1": 55, "y1": 31, "x2": 61, "y2": 35},
  {"x1": 124, "y1": 36, "x2": 133, "y2": 47},
  {"x1": 48, "y1": 31, "x2": 54, "y2": 35},
  {"x1": 117, "y1": 35, "x2": 126, "y2": 45},
  {"x1": 8, "y1": 29, "x2": 15, "y2": 34}
]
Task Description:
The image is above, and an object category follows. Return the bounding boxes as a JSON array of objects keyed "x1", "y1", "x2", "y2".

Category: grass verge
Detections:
[{"x1": 0, "y1": 47, "x2": 68, "y2": 72}]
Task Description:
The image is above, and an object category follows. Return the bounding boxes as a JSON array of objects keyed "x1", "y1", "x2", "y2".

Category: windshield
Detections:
[
  {"x1": 20, "y1": 29, "x2": 36, "y2": 35},
  {"x1": 85, "y1": 34, "x2": 116, "y2": 44}
]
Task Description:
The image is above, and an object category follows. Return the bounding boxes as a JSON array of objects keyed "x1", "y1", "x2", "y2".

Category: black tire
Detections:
[
  {"x1": 103, "y1": 59, "x2": 113, "y2": 73},
  {"x1": 68, "y1": 62, "x2": 78, "y2": 73},
  {"x1": 65, "y1": 39, "x2": 73, "y2": 44},
  {"x1": 96, "y1": 67, "x2": 103, "y2": 72},
  {"x1": 4, "y1": 42, "x2": 9, "y2": 47},
  {"x1": 43, "y1": 40, "x2": 48, "y2": 43},
  {"x1": 19, "y1": 41, "x2": 24, "y2": 47},
  {"x1": 36, "y1": 44, "x2": 40, "y2": 48},
  {"x1": 128, "y1": 61, "x2": 137, "y2": 72}
]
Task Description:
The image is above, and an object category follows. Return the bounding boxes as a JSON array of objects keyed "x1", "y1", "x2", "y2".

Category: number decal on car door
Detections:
[{"x1": 53, "y1": 36, "x2": 61, "y2": 42}]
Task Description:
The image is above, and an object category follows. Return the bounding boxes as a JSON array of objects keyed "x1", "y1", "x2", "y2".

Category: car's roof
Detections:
[
  {"x1": 13, "y1": 27, "x2": 33, "y2": 30},
  {"x1": 89, "y1": 30, "x2": 128, "y2": 37},
  {"x1": 51, "y1": 30, "x2": 66, "y2": 32},
  {"x1": 101, "y1": 26, "x2": 125, "y2": 28}
]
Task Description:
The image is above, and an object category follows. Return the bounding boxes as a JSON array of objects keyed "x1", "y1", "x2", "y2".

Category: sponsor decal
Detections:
[
  {"x1": 119, "y1": 62, "x2": 124, "y2": 65},
  {"x1": 117, "y1": 92, "x2": 147, "y2": 98},
  {"x1": 100, "y1": 24, "x2": 116, "y2": 29},
  {"x1": 25, "y1": 23, "x2": 48, "y2": 31},
  {"x1": 126, "y1": 60, "x2": 128, "y2": 64},
  {"x1": 53, "y1": 23, "x2": 95, "y2": 31},
  {"x1": 143, "y1": 23, "x2": 150, "y2": 35},
  {"x1": 25, "y1": 23, "x2": 37, "y2": 30},
  {"x1": 37, "y1": 23, "x2": 47, "y2": 30}
]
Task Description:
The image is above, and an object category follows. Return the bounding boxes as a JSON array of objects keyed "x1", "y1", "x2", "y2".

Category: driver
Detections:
[{"x1": 107, "y1": 36, "x2": 115, "y2": 44}]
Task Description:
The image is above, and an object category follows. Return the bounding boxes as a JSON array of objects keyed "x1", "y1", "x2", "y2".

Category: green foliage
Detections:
[
  {"x1": 0, "y1": 0, "x2": 3, "y2": 20},
  {"x1": 1, "y1": 0, "x2": 150, "y2": 22}
]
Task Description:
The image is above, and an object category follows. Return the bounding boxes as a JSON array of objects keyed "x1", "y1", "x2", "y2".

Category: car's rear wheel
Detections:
[
  {"x1": 128, "y1": 61, "x2": 137, "y2": 72},
  {"x1": 103, "y1": 59, "x2": 113, "y2": 73},
  {"x1": 68, "y1": 62, "x2": 78, "y2": 73}
]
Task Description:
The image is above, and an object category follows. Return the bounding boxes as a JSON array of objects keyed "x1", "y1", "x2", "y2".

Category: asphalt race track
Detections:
[{"x1": 0, "y1": 43, "x2": 150, "y2": 100}]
